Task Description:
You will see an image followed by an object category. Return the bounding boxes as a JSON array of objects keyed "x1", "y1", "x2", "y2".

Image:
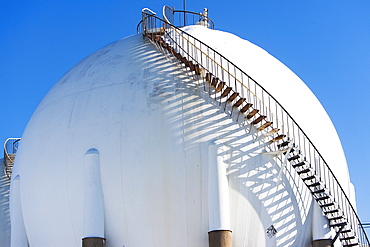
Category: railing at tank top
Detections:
[
  {"x1": 162, "y1": 6, "x2": 214, "y2": 30},
  {"x1": 137, "y1": 6, "x2": 214, "y2": 34},
  {"x1": 139, "y1": 9, "x2": 369, "y2": 246}
]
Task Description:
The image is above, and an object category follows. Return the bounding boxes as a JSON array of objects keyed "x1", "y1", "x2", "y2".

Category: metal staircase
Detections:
[
  {"x1": 3, "y1": 138, "x2": 20, "y2": 180},
  {"x1": 138, "y1": 7, "x2": 369, "y2": 247}
]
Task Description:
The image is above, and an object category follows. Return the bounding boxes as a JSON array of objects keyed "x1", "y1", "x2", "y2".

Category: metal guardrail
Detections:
[
  {"x1": 3, "y1": 138, "x2": 20, "y2": 179},
  {"x1": 139, "y1": 9, "x2": 369, "y2": 246},
  {"x1": 137, "y1": 6, "x2": 214, "y2": 34},
  {"x1": 162, "y1": 6, "x2": 214, "y2": 29}
]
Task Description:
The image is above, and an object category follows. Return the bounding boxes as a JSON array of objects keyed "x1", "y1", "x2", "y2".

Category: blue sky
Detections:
[{"x1": 1, "y1": 0, "x2": 370, "y2": 230}]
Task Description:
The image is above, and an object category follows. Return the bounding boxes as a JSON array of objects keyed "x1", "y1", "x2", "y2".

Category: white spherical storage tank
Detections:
[{"x1": 9, "y1": 8, "x2": 360, "y2": 247}]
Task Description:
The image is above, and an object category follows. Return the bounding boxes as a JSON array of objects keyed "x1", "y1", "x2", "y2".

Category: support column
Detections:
[
  {"x1": 312, "y1": 201, "x2": 332, "y2": 247},
  {"x1": 83, "y1": 148, "x2": 105, "y2": 247},
  {"x1": 10, "y1": 175, "x2": 29, "y2": 247},
  {"x1": 82, "y1": 237, "x2": 106, "y2": 247},
  {"x1": 312, "y1": 239, "x2": 332, "y2": 247},
  {"x1": 208, "y1": 141, "x2": 232, "y2": 247},
  {"x1": 208, "y1": 230, "x2": 232, "y2": 247}
]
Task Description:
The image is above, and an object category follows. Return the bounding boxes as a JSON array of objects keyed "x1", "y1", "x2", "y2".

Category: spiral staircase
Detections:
[{"x1": 138, "y1": 6, "x2": 369, "y2": 247}]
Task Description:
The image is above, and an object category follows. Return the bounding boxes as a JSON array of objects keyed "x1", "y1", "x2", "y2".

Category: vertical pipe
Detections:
[
  {"x1": 208, "y1": 141, "x2": 232, "y2": 247},
  {"x1": 10, "y1": 175, "x2": 29, "y2": 247},
  {"x1": 82, "y1": 148, "x2": 106, "y2": 247},
  {"x1": 312, "y1": 201, "x2": 332, "y2": 247},
  {"x1": 183, "y1": 0, "x2": 186, "y2": 26}
]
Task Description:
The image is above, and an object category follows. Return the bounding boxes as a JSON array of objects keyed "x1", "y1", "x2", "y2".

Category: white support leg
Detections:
[
  {"x1": 83, "y1": 148, "x2": 105, "y2": 246},
  {"x1": 208, "y1": 141, "x2": 232, "y2": 247},
  {"x1": 10, "y1": 175, "x2": 29, "y2": 247}
]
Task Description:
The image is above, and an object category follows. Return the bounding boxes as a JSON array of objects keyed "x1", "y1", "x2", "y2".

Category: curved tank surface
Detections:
[{"x1": 9, "y1": 14, "x2": 357, "y2": 247}]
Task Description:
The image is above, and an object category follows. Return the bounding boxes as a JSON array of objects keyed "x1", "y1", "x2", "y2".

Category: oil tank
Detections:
[{"x1": 9, "y1": 8, "x2": 357, "y2": 247}]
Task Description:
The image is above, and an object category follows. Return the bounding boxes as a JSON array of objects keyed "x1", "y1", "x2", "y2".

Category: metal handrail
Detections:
[
  {"x1": 3, "y1": 138, "x2": 20, "y2": 163},
  {"x1": 139, "y1": 11, "x2": 370, "y2": 245},
  {"x1": 3, "y1": 138, "x2": 21, "y2": 179},
  {"x1": 162, "y1": 6, "x2": 214, "y2": 29}
]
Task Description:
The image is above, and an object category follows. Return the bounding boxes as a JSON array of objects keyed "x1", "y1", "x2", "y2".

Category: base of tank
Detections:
[
  {"x1": 208, "y1": 230, "x2": 232, "y2": 247},
  {"x1": 312, "y1": 239, "x2": 333, "y2": 247},
  {"x1": 82, "y1": 237, "x2": 106, "y2": 247}
]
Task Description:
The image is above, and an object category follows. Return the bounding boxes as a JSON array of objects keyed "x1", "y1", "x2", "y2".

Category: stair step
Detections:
[
  {"x1": 284, "y1": 149, "x2": 296, "y2": 155},
  {"x1": 308, "y1": 181, "x2": 321, "y2": 187},
  {"x1": 161, "y1": 42, "x2": 169, "y2": 49},
  {"x1": 160, "y1": 40, "x2": 168, "y2": 47},
  {"x1": 246, "y1": 109, "x2": 259, "y2": 119},
  {"x1": 257, "y1": 121, "x2": 272, "y2": 131},
  {"x1": 292, "y1": 161, "x2": 306, "y2": 168},
  {"x1": 265, "y1": 128, "x2": 280, "y2": 136},
  {"x1": 226, "y1": 92, "x2": 239, "y2": 103},
  {"x1": 324, "y1": 209, "x2": 339, "y2": 214},
  {"x1": 277, "y1": 141, "x2": 290, "y2": 149},
  {"x1": 282, "y1": 148, "x2": 296, "y2": 155},
  {"x1": 221, "y1": 87, "x2": 232, "y2": 98},
  {"x1": 240, "y1": 103, "x2": 253, "y2": 113},
  {"x1": 329, "y1": 215, "x2": 344, "y2": 221},
  {"x1": 211, "y1": 77, "x2": 219, "y2": 87},
  {"x1": 270, "y1": 134, "x2": 286, "y2": 143},
  {"x1": 173, "y1": 51, "x2": 183, "y2": 60},
  {"x1": 302, "y1": 175, "x2": 316, "y2": 181},
  {"x1": 165, "y1": 44, "x2": 172, "y2": 51},
  {"x1": 251, "y1": 115, "x2": 266, "y2": 125},
  {"x1": 316, "y1": 195, "x2": 330, "y2": 201},
  {"x1": 297, "y1": 168, "x2": 311, "y2": 175},
  {"x1": 189, "y1": 61, "x2": 196, "y2": 71},
  {"x1": 194, "y1": 64, "x2": 201, "y2": 75},
  {"x1": 149, "y1": 34, "x2": 159, "y2": 41},
  {"x1": 341, "y1": 229, "x2": 352, "y2": 234},
  {"x1": 321, "y1": 202, "x2": 335, "y2": 207},
  {"x1": 330, "y1": 222, "x2": 346, "y2": 228},
  {"x1": 215, "y1": 82, "x2": 225, "y2": 92},
  {"x1": 180, "y1": 56, "x2": 189, "y2": 66},
  {"x1": 312, "y1": 188, "x2": 326, "y2": 194},
  {"x1": 206, "y1": 73, "x2": 212, "y2": 83},
  {"x1": 169, "y1": 47, "x2": 176, "y2": 54},
  {"x1": 288, "y1": 155, "x2": 300, "y2": 161},
  {"x1": 233, "y1": 98, "x2": 245, "y2": 108},
  {"x1": 166, "y1": 44, "x2": 175, "y2": 53}
]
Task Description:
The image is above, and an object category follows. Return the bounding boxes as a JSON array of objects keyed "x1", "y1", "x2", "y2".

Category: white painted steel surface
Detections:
[
  {"x1": 8, "y1": 25, "x2": 352, "y2": 246},
  {"x1": 10, "y1": 175, "x2": 28, "y2": 246},
  {"x1": 84, "y1": 148, "x2": 104, "y2": 238},
  {"x1": 208, "y1": 141, "x2": 231, "y2": 232}
]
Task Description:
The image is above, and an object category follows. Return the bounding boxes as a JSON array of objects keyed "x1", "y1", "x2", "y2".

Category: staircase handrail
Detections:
[
  {"x1": 140, "y1": 12, "x2": 369, "y2": 245},
  {"x1": 162, "y1": 6, "x2": 214, "y2": 29},
  {"x1": 3, "y1": 138, "x2": 21, "y2": 179},
  {"x1": 3, "y1": 138, "x2": 20, "y2": 164}
]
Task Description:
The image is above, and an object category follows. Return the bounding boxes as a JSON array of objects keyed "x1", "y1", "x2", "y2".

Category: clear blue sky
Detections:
[{"x1": 1, "y1": 0, "x2": 370, "y2": 230}]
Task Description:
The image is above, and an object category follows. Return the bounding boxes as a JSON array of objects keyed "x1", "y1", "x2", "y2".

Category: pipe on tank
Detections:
[
  {"x1": 82, "y1": 148, "x2": 106, "y2": 247},
  {"x1": 312, "y1": 201, "x2": 333, "y2": 247},
  {"x1": 10, "y1": 174, "x2": 29, "y2": 247},
  {"x1": 208, "y1": 141, "x2": 232, "y2": 247}
]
